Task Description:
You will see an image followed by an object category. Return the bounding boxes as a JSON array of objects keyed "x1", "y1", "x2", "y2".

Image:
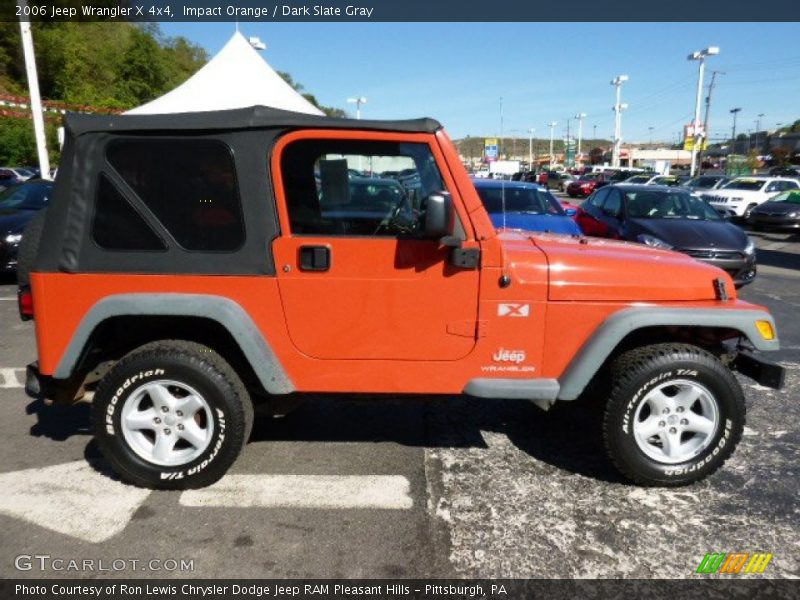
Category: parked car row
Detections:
[
  {"x1": 470, "y1": 177, "x2": 760, "y2": 288},
  {"x1": 0, "y1": 179, "x2": 54, "y2": 273}
]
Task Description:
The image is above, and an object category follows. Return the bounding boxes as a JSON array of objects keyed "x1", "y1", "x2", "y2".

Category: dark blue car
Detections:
[{"x1": 472, "y1": 178, "x2": 582, "y2": 236}]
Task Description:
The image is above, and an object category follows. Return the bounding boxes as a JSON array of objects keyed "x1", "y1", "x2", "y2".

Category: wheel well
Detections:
[
  {"x1": 74, "y1": 315, "x2": 267, "y2": 398},
  {"x1": 574, "y1": 325, "x2": 744, "y2": 402}
]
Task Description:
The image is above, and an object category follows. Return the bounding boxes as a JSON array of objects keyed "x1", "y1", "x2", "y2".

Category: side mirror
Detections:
[
  {"x1": 423, "y1": 192, "x2": 454, "y2": 238},
  {"x1": 564, "y1": 207, "x2": 578, "y2": 217}
]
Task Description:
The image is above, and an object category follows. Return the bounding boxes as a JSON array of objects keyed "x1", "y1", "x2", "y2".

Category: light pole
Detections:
[
  {"x1": 688, "y1": 46, "x2": 719, "y2": 176},
  {"x1": 18, "y1": 9, "x2": 50, "y2": 179},
  {"x1": 648, "y1": 126, "x2": 654, "y2": 145},
  {"x1": 755, "y1": 113, "x2": 765, "y2": 151},
  {"x1": 346, "y1": 96, "x2": 367, "y2": 119},
  {"x1": 611, "y1": 75, "x2": 629, "y2": 168},
  {"x1": 547, "y1": 121, "x2": 558, "y2": 168},
  {"x1": 730, "y1": 107, "x2": 742, "y2": 154},
  {"x1": 528, "y1": 128, "x2": 536, "y2": 172},
  {"x1": 575, "y1": 113, "x2": 587, "y2": 165}
]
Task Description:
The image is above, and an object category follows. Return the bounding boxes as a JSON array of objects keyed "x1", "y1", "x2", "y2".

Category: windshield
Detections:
[
  {"x1": 773, "y1": 190, "x2": 800, "y2": 205},
  {"x1": 652, "y1": 176, "x2": 680, "y2": 186},
  {"x1": 685, "y1": 176, "x2": 721, "y2": 188},
  {"x1": 0, "y1": 181, "x2": 52, "y2": 210},
  {"x1": 624, "y1": 190, "x2": 721, "y2": 220},
  {"x1": 722, "y1": 179, "x2": 766, "y2": 191},
  {"x1": 626, "y1": 175, "x2": 651, "y2": 184},
  {"x1": 476, "y1": 185, "x2": 564, "y2": 215}
]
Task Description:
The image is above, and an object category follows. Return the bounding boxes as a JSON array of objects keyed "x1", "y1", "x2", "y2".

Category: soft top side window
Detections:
[{"x1": 106, "y1": 138, "x2": 245, "y2": 252}]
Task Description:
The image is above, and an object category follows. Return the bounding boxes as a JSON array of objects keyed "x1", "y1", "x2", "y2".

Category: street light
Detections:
[
  {"x1": 574, "y1": 113, "x2": 587, "y2": 166},
  {"x1": 528, "y1": 128, "x2": 536, "y2": 172},
  {"x1": 730, "y1": 107, "x2": 742, "y2": 154},
  {"x1": 648, "y1": 126, "x2": 654, "y2": 146},
  {"x1": 755, "y1": 113, "x2": 765, "y2": 150},
  {"x1": 547, "y1": 121, "x2": 558, "y2": 168},
  {"x1": 688, "y1": 46, "x2": 719, "y2": 176},
  {"x1": 611, "y1": 75, "x2": 629, "y2": 168},
  {"x1": 347, "y1": 96, "x2": 367, "y2": 119}
]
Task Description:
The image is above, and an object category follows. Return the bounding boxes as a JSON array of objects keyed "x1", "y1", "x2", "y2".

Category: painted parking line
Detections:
[
  {"x1": 0, "y1": 461, "x2": 151, "y2": 543},
  {"x1": 180, "y1": 474, "x2": 414, "y2": 510},
  {"x1": 0, "y1": 297, "x2": 17, "y2": 301},
  {"x1": 0, "y1": 368, "x2": 25, "y2": 389}
]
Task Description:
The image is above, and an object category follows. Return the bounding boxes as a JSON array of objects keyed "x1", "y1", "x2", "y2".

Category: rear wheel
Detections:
[
  {"x1": 91, "y1": 340, "x2": 253, "y2": 489},
  {"x1": 603, "y1": 343, "x2": 744, "y2": 486}
]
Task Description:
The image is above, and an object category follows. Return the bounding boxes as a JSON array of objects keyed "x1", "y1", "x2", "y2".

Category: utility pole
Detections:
[
  {"x1": 648, "y1": 126, "x2": 654, "y2": 145},
  {"x1": 730, "y1": 107, "x2": 742, "y2": 155},
  {"x1": 688, "y1": 46, "x2": 719, "y2": 177},
  {"x1": 575, "y1": 113, "x2": 586, "y2": 166},
  {"x1": 565, "y1": 118, "x2": 571, "y2": 168},
  {"x1": 547, "y1": 121, "x2": 558, "y2": 168},
  {"x1": 756, "y1": 113, "x2": 765, "y2": 152},
  {"x1": 611, "y1": 75, "x2": 629, "y2": 168},
  {"x1": 18, "y1": 8, "x2": 50, "y2": 179},
  {"x1": 528, "y1": 128, "x2": 535, "y2": 172},
  {"x1": 697, "y1": 69, "x2": 723, "y2": 173}
]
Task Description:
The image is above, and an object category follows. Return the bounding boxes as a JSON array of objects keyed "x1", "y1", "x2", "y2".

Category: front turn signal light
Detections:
[{"x1": 756, "y1": 320, "x2": 775, "y2": 341}]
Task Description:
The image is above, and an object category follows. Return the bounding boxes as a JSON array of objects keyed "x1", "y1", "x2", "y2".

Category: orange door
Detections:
[
  {"x1": 270, "y1": 130, "x2": 481, "y2": 361},
  {"x1": 272, "y1": 237, "x2": 480, "y2": 360}
]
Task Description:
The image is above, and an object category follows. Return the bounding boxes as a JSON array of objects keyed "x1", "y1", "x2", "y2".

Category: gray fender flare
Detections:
[
  {"x1": 54, "y1": 293, "x2": 294, "y2": 394},
  {"x1": 464, "y1": 306, "x2": 779, "y2": 402},
  {"x1": 556, "y1": 306, "x2": 779, "y2": 400}
]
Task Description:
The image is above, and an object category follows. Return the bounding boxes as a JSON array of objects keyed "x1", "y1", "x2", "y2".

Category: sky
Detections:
[{"x1": 159, "y1": 22, "x2": 800, "y2": 144}]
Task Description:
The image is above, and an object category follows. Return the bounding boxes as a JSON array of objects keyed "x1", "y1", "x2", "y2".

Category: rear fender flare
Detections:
[{"x1": 53, "y1": 293, "x2": 294, "y2": 395}]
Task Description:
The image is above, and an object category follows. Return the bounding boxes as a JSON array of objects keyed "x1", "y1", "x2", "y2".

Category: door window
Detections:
[{"x1": 280, "y1": 139, "x2": 447, "y2": 237}]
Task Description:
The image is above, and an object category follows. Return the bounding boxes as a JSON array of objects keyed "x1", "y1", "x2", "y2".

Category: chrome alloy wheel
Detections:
[
  {"x1": 632, "y1": 379, "x2": 720, "y2": 464},
  {"x1": 120, "y1": 380, "x2": 214, "y2": 467}
]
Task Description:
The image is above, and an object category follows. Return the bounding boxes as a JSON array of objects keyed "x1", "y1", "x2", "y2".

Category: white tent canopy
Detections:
[{"x1": 126, "y1": 32, "x2": 324, "y2": 116}]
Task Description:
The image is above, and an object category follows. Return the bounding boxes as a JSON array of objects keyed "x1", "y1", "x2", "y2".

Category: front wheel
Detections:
[
  {"x1": 91, "y1": 340, "x2": 253, "y2": 489},
  {"x1": 603, "y1": 343, "x2": 745, "y2": 486}
]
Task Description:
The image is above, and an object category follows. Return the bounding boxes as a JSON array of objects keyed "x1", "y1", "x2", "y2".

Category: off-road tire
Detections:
[
  {"x1": 91, "y1": 340, "x2": 253, "y2": 489},
  {"x1": 16, "y1": 208, "x2": 47, "y2": 287},
  {"x1": 603, "y1": 343, "x2": 745, "y2": 487}
]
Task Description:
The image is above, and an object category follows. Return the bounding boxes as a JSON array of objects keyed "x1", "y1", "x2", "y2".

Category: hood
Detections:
[
  {"x1": 490, "y1": 213, "x2": 582, "y2": 236},
  {"x1": 628, "y1": 218, "x2": 748, "y2": 251},
  {"x1": 0, "y1": 209, "x2": 36, "y2": 234},
  {"x1": 752, "y1": 201, "x2": 800, "y2": 215},
  {"x1": 707, "y1": 188, "x2": 764, "y2": 198},
  {"x1": 500, "y1": 231, "x2": 732, "y2": 302}
]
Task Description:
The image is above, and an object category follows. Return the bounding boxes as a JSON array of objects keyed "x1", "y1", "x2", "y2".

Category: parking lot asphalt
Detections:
[{"x1": 0, "y1": 234, "x2": 798, "y2": 579}]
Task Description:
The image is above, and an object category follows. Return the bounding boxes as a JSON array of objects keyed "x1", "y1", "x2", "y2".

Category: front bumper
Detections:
[
  {"x1": 734, "y1": 350, "x2": 785, "y2": 389},
  {"x1": 681, "y1": 250, "x2": 757, "y2": 287},
  {"x1": 748, "y1": 213, "x2": 800, "y2": 230}
]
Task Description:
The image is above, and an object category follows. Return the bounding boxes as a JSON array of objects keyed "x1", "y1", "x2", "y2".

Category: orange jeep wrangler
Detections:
[{"x1": 19, "y1": 107, "x2": 784, "y2": 489}]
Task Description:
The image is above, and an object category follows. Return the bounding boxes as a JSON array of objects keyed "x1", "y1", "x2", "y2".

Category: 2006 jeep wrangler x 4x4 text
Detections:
[{"x1": 19, "y1": 107, "x2": 785, "y2": 489}]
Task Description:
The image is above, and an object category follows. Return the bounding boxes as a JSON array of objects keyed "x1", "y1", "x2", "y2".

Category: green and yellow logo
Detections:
[{"x1": 696, "y1": 552, "x2": 773, "y2": 574}]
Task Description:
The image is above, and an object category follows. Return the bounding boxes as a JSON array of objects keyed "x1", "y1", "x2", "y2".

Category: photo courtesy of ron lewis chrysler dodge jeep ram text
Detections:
[{"x1": 18, "y1": 107, "x2": 784, "y2": 490}]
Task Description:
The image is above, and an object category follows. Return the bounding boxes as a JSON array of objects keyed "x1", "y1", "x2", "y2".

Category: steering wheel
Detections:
[{"x1": 374, "y1": 194, "x2": 415, "y2": 235}]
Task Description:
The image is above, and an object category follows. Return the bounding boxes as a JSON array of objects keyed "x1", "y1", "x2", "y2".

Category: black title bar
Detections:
[{"x1": 7, "y1": 0, "x2": 800, "y2": 22}]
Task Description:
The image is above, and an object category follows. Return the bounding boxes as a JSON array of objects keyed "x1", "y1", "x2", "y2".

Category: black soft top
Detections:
[{"x1": 65, "y1": 105, "x2": 442, "y2": 136}]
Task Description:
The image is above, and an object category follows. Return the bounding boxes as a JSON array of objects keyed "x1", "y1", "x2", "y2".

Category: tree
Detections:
[
  {"x1": 277, "y1": 70, "x2": 346, "y2": 117},
  {"x1": 0, "y1": 117, "x2": 60, "y2": 166},
  {"x1": 770, "y1": 146, "x2": 789, "y2": 166},
  {"x1": 589, "y1": 147, "x2": 604, "y2": 165}
]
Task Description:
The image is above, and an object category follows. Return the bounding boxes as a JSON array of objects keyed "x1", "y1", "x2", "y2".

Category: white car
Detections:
[{"x1": 703, "y1": 177, "x2": 800, "y2": 219}]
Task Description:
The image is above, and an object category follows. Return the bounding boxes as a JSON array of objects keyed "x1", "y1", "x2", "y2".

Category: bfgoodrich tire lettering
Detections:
[
  {"x1": 91, "y1": 340, "x2": 253, "y2": 490},
  {"x1": 603, "y1": 343, "x2": 745, "y2": 486}
]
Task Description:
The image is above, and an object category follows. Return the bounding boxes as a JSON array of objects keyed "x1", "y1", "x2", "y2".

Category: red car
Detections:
[{"x1": 566, "y1": 172, "x2": 611, "y2": 197}]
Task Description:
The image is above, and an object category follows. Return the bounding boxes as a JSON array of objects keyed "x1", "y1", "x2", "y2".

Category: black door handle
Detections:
[{"x1": 299, "y1": 245, "x2": 331, "y2": 271}]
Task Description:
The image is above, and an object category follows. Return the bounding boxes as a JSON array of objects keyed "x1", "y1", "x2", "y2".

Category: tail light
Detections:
[{"x1": 18, "y1": 286, "x2": 34, "y2": 321}]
